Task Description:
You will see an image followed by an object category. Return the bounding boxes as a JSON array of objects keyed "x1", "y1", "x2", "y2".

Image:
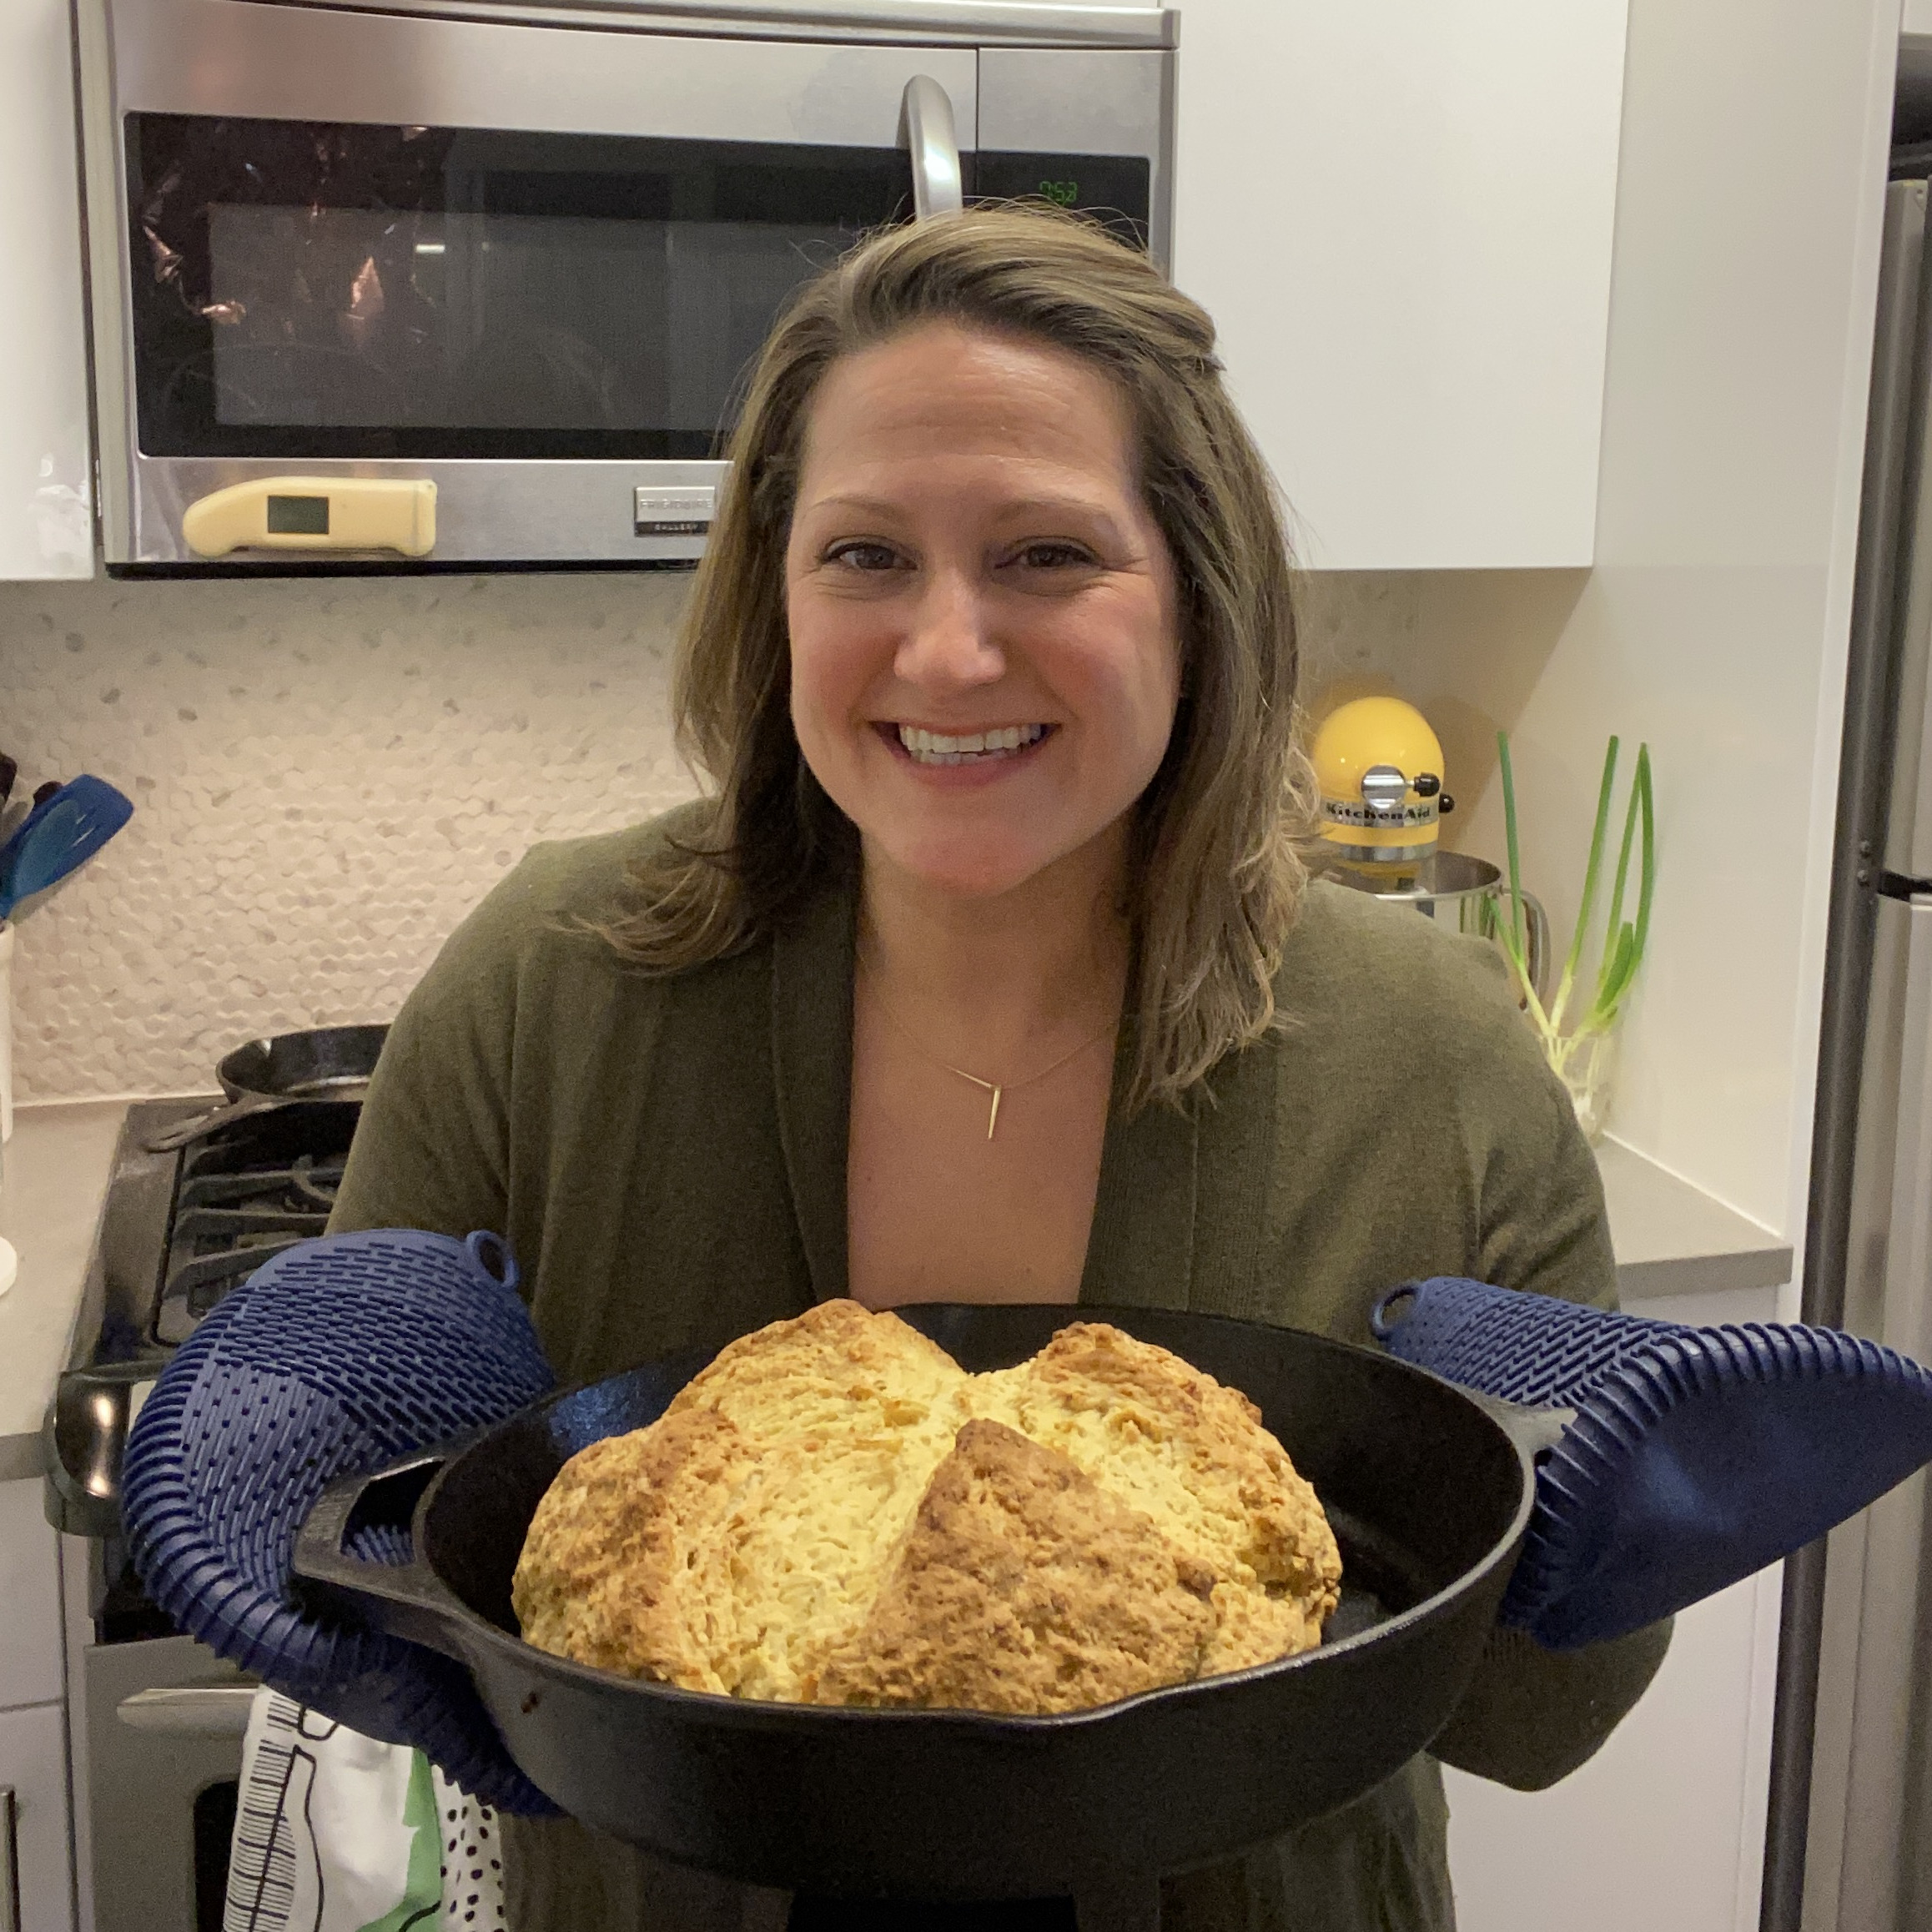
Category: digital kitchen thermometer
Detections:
[{"x1": 182, "y1": 477, "x2": 437, "y2": 558}]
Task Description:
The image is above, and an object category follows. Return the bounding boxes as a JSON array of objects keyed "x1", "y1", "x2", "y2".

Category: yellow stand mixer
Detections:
[
  {"x1": 1310, "y1": 696, "x2": 1454, "y2": 886},
  {"x1": 1309, "y1": 695, "x2": 1549, "y2": 999}
]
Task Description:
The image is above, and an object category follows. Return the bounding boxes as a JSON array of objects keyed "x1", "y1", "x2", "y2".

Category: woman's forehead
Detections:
[{"x1": 796, "y1": 323, "x2": 1137, "y2": 497}]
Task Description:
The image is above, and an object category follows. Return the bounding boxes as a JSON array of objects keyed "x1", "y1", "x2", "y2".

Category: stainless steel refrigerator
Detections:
[{"x1": 1761, "y1": 174, "x2": 1932, "y2": 1932}]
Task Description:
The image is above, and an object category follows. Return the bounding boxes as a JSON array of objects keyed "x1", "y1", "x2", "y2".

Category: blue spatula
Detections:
[{"x1": 0, "y1": 775, "x2": 133, "y2": 919}]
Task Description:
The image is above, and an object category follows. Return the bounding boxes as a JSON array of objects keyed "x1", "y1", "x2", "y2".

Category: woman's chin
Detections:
[
  {"x1": 863, "y1": 831, "x2": 1072, "y2": 904},
  {"x1": 860, "y1": 819, "x2": 1125, "y2": 906}
]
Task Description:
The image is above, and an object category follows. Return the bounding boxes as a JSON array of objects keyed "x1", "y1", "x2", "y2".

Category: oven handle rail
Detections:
[
  {"x1": 43, "y1": 1362, "x2": 160, "y2": 1538},
  {"x1": 114, "y1": 1685, "x2": 256, "y2": 1738},
  {"x1": 0, "y1": 1784, "x2": 18, "y2": 1932}
]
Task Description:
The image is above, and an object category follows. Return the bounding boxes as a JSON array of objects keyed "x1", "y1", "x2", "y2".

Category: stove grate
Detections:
[{"x1": 153, "y1": 1103, "x2": 359, "y2": 1346}]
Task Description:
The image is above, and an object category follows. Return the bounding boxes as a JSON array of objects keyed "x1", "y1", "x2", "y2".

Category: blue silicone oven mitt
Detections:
[
  {"x1": 122, "y1": 1227, "x2": 557, "y2": 1812},
  {"x1": 1373, "y1": 1275, "x2": 1932, "y2": 1648}
]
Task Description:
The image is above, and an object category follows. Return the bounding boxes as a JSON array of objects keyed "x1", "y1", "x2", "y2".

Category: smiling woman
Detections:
[{"x1": 328, "y1": 205, "x2": 1671, "y2": 1932}]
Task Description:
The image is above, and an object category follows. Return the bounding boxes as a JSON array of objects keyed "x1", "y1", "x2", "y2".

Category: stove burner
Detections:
[{"x1": 153, "y1": 1102, "x2": 358, "y2": 1345}]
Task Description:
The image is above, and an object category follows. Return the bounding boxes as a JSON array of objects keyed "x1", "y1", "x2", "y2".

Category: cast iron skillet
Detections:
[
  {"x1": 145, "y1": 1024, "x2": 390, "y2": 1150},
  {"x1": 293, "y1": 1303, "x2": 1555, "y2": 1932}
]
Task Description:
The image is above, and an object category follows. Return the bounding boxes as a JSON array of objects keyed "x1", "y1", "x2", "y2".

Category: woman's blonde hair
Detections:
[{"x1": 608, "y1": 203, "x2": 1317, "y2": 1110}]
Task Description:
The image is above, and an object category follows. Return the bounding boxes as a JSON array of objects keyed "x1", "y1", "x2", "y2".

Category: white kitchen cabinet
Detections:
[
  {"x1": 0, "y1": 1702, "x2": 75, "y2": 1932},
  {"x1": 0, "y1": 1481, "x2": 63, "y2": 1713},
  {"x1": 1446, "y1": 1572, "x2": 1779, "y2": 1932},
  {"x1": 0, "y1": 0, "x2": 93, "y2": 580},
  {"x1": 1172, "y1": 0, "x2": 1628, "y2": 570}
]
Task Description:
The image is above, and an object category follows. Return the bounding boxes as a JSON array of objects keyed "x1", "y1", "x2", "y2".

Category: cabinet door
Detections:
[
  {"x1": 0, "y1": 0, "x2": 93, "y2": 578},
  {"x1": 1173, "y1": 0, "x2": 1628, "y2": 570},
  {"x1": 0, "y1": 1482, "x2": 63, "y2": 1712},
  {"x1": 0, "y1": 1703, "x2": 75, "y2": 1932}
]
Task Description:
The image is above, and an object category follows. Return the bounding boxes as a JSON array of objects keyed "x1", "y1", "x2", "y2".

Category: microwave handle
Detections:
[{"x1": 901, "y1": 76, "x2": 963, "y2": 219}]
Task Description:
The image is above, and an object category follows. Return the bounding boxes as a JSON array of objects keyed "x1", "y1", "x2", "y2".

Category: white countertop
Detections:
[
  {"x1": 1594, "y1": 1136, "x2": 1794, "y2": 1301},
  {"x1": 0, "y1": 1099, "x2": 128, "y2": 1479}
]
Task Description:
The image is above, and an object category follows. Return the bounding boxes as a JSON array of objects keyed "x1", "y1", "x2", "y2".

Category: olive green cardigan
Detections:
[{"x1": 330, "y1": 815, "x2": 1670, "y2": 1932}]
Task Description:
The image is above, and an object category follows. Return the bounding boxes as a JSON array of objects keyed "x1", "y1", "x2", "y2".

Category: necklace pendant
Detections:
[{"x1": 986, "y1": 1085, "x2": 1003, "y2": 1141}]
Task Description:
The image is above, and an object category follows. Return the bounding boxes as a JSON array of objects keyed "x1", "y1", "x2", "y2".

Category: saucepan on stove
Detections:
[
  {"x1": 290, "y1": 1303, "x2": 1552, "y2": 1932},
  {"x1": 145, "y1": 1023, "x2": 390, "y2": 1150}
]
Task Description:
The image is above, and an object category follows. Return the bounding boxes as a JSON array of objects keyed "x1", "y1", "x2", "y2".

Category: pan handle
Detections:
[
  {"x1": 1462, "y1": 1391, "x2": 1576, "y2": 1462},
  {"x1": 1367, "y1": 1282, "x2": 1421, "y2": 1341},
  {"x1": 292, "y1": 1446, "x2": 479, "y2": 1663},
  {"x1": 145, "y1": 1092, "x2": 284, "y2": 1151},
  {"x1": 1369, "y1": 1285, "x2": 1577, "y2": 1462}
]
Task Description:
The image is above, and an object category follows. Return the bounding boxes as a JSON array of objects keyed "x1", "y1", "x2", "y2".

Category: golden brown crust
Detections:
[
  {"x1": 815, "y1": 1420, "x2": 1217, "y2": 1713},
  {"x1": 665, "y1": 1297, "x2": 967, "y2": 1440},
  {"x1": 967, "y1": 1322, "x2": 1342, "y2": 1666},
  {"x1": 510, "y1": 1406, "x2": 756, "y2": 1690},
  {"x1": 513, "y1": 1301, "x2": 1344, "y2": 1712}
]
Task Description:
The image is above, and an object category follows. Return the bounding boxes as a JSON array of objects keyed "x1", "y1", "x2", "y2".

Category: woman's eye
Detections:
[
  {"x1": 825, "y1": 541, "x2": 902, "y2": 572},
  {"x1": 1009, "y1": 541, "x2": 1096, "y2": 571}
]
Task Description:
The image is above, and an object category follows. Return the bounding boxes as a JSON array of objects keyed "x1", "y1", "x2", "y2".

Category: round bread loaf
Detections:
[{"x1": 511, "y1": 1301, "x2": 1342, "y2": 1713}]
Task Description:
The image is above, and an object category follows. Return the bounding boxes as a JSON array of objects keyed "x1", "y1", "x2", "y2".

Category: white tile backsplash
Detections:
[
  {"x1": 0, "y1": 566, "x2": 1439, "y2": 1102},
  {"x1": 0, "y1": 570, "x2": 699, "y2": 1099}
]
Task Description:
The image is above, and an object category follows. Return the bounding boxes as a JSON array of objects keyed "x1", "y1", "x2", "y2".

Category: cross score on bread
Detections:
[{"x1": 511, "y1": 1301, "x2": 1343, "y2": 1715}]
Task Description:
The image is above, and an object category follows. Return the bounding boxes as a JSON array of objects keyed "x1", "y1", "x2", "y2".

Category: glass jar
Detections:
[{"x1": 1557, "y1": 1023, "x2": 1620, "y2": 1144}]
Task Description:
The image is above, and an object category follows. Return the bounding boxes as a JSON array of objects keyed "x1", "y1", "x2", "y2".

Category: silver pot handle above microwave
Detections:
[{"x1": 901, "y1": 76, "x2": 963, "y2": 220}]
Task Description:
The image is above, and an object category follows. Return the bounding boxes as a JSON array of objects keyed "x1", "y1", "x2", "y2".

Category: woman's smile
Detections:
[{"x1": 878, "y1": 720, "x2": 1054, "y2": 771}]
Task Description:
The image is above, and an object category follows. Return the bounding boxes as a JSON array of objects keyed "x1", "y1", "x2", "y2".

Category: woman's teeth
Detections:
[{"x1": 897, "y1": 723, "x2": 1047, "y2": 766}]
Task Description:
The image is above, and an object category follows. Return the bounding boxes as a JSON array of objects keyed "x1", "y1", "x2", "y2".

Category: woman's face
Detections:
[{"x1": 785, "y1": 321, "x2": 1181, "y2": 901}]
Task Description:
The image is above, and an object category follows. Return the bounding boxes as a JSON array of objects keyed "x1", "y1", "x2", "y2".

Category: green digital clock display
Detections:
[{"x1": 970, "y1": 153, "x2": 1151, "y2": 253}]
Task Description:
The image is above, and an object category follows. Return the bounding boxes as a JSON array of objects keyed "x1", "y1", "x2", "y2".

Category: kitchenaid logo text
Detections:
[{"x1": 1322, "y1": 798, "x2": 1438, "y2": 829}]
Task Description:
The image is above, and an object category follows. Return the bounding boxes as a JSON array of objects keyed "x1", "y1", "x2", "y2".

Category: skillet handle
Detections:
[
  {"x1": 144, "y1": 1092, "x2": 282, "y2": 1151},
  {"x1": 1463, "y1": 1391, "x2": 1576, "y2": 1463},
  {"x1": 292, "y1": 1446, "x2": 478, "y2": 1663},
  {"x1": 1369, "y1": 1285, "x2": 1576, "y2": 1460}
]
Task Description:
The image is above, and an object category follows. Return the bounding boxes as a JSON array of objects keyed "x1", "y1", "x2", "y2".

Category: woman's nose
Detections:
[{"x1": 894, "y1": 567, "x2": 1004, "y2": 689}]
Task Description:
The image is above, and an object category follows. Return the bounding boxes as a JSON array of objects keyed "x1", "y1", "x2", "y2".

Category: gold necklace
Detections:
[{"x1": 861, "y1": 969, "x2": 1119, "y2": 1141}]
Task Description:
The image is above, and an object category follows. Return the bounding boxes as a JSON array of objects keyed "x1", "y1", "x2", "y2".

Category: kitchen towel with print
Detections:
[{"x1": 225, "y1": 1688, "x2": 506, "y2": 1932}]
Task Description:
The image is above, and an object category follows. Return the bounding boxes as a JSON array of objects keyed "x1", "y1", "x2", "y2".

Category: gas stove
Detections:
[
  {"x1": 45, "y1": 1094, "x2": 367, "y2": 1932},
  {"x1": 46, "y1": 1095, "x2": 360, "y2": 1539}
]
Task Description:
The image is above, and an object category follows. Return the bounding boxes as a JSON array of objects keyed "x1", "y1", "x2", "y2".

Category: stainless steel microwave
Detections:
[{"x1": 73, "y1": 0, "x2": 1177, "y2": 571}]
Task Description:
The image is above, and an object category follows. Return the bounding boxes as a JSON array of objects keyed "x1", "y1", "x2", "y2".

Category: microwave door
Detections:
[{"x1": 83, "y1": 0, "x2": 978, "y2": 566}]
